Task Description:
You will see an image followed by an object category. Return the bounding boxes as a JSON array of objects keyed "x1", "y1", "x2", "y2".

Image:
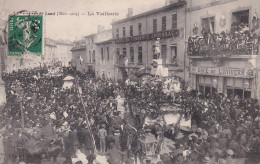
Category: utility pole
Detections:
[{"x1": 16, "y1": 86, "x2": 24, "y2": 129}]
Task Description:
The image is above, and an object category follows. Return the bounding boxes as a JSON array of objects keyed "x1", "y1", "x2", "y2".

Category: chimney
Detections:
[
  {"x1": 127, "y1": 8, "x2": 133, "y2": 18},
  {"x1": 97, "y1": 25, "x2": 105, "y2": 33},
  {"x1": 165, "y1": 0, "x2": 178, "y2": 6},
  {"x1": 165, "y1": 0, "x2": 171, "y2": 5}
]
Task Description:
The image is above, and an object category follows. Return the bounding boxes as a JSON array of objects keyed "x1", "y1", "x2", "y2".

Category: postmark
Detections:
[{"x1": 8, "y1": 15, "x2": 43, "y2": 56}]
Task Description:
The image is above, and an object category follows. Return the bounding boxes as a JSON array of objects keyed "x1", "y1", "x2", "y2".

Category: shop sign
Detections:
[
  {"x1": 115, "y1": 29, "x2": 179, "y2": 44},
  {"x1": 190, "y1": 66, "x2": 255, "y2": 78}
]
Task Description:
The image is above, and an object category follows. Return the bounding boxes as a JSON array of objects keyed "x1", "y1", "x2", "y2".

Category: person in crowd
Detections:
[
  {"x1": 1, "y1": 65, "x2": 260, "y2": 164},
  {"x1": 98, "y1": 123, "x2": 107, "y2": 154}
]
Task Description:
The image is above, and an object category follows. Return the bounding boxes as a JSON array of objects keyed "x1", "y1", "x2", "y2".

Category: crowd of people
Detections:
[
  {"x1": 188, "y1": 22, "x2": 259, "y2": 57},
  {"x1": 0, "y1": 66, "x2": 260, "y2": 164}
]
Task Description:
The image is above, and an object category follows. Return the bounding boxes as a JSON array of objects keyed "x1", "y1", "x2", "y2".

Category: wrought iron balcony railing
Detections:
[{"x1": 187, "y1": 31, "x2": 259, "y2": 57}]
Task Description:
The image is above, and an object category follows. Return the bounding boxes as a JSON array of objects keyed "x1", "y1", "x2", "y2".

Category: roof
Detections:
[
  {"x1": 73, "y1": 39, "x2": 86, "y2": 44},
  {"x1": 70, "y1": 46, "x2": 86, "y2": 51},
  {"x1": 112, "y1": 1, "x2": 186, "y2": 25},
  {"x1": 55, "y1": 39, "x2": 73, "y2": 46},
  {"x1": 83, "y1": 29, "x2": 112, "y2": 39},
  {"x1": 45, "y1": 38, "x2": 73, "y2": 46},
  {"x1": 83, "y1": 33, "x2": 96, "y2": 39},
  {"x1": 95, "y1": 39, "x2": 113, "y2": 45},
  {"x1": 45, "y1": 38, "x2": 57, "y2": 47}
]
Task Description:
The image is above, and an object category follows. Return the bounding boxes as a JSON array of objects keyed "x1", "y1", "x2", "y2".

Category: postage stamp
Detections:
[{"x1": 8, "y1": 15, "x2": 43, "y2": 56}]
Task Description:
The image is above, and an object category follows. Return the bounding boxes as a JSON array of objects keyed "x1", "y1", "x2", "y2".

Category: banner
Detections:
[
  {"x1": 115, "y1": 29, "x2": 179, "y2": 44},
  {"x1": 190, "y1": 66, "x2": 255, "y2": 78}
]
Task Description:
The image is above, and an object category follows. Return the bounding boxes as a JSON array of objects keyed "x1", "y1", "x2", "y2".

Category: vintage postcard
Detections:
[{"x1": 0, "y1": 0, "x2": 260, "y2": 164}]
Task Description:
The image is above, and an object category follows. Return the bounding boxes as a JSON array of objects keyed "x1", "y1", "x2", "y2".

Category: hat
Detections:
[
  {"x1": 203, "y1": 142, "x2": 210, "y2": 148},
  {"x1": 213, "y1": 142, "x2": 219, "y2": 148},
  {"x1": 218, "y1": 158, "x2": 226, "y2": 164},
  {"x1": 202, "y1": 156, "x2": 211, "y2": 163},
  {"x1": 226, "y1": 149, "x2": 234, "y2": 156},
  {"x1": 212, "y1": 134, "x2": 218, "y2": 139},
  {"x1": 197, "y1": 128, "x2": 202, "y2": 133},
  {"x1": 188, "y1": 151, "x2": 198, "y2": 160},
  {"x1": 175, "y1": 155, "x2": 184, "y2": 163},
  {"x1": 86, "y1": 154, "x2": 96, "y2": 162}
]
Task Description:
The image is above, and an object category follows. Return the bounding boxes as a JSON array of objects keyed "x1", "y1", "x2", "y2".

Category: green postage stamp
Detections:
[{"x1": 8, "y1": 15, "x2": 43, "y2": 56}]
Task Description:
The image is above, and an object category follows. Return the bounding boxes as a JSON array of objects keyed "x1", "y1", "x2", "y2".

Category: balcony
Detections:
[{"x1": 187, "y1": 31, "x2": 259, "y2": 58}]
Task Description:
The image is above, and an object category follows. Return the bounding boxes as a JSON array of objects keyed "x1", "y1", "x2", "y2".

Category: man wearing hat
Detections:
[
  {"x1": 184, "y1": 151, "x2": 199, "y2": 164},
  {"x1": 174, "y1": 154, "x2": 184, "y2": 164},
  {"x1": 225, "y1": 149, "x2": 236, "y2": 164},
  {"x1": 201, "y1": 156, "x2": 211, "y2": 164}
]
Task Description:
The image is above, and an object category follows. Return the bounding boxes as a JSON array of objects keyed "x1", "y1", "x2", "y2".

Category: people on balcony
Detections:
[{"x1": 188, "y1": 23, "x2": 259, "y2": 57}]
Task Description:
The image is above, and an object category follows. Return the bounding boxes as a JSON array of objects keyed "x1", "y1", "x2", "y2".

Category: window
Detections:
[
  {"x1": 161, "y1": 44, "x2": 167, "y2": 64},
  {"x1": 225, "y1": 78, "x2": 251, "y2": 99},
  {"x1": 130, "y1": 47, "x2": 134, "y2": 63},
  {"x1": 170, "y1": 45, "x2": 177, "y2": 63},
  {"x1": 196, "y1": 75, "x2": 217, "y2": 96},
  {"x1": 116, "y1": 48, "x2": 120, "y2": 57},
  {"x1": 172, "y1": 13, "x2": 177, "y2": 29},
  {"x1": 162, "y1": 16, "x2": 166, "y2": 31},
  {"x1": 89, "y1": 51, "x2": 92, "y2": 62},
  {"x1": 138, "y1": 46, "x2": 143, "y2": 64},
  {"x1": 107, "y1": 47, "x2": 109, "y2": 60},
  {"x1": 116, "y1": 28, "x2": 119, "y2": 39},
  {"x1": 138, "y1": 23, "x2": 142, "y2": 35},
  {"x1": 123, "y1": 47, "x2": 127, "y2": 58},
  {"x1": 232, "y1": 10, "x2": 249, "y2": 25},
  {"x1": 153, "y1": 19, "x2": 157, "y2": 33},
  {"x1": 101, "y1": 48, "x2": 104, "y2": 60},
  {"x1": 92, "y1": 50, "x2": 95, "y2": 63},
  {"x1": 130, "y1": 25, "x2": 133, "y2": 36},
  {"x1": 232, "y1": 10, "x2": 249, "y2": 30},
  {"x1": 123, "y1": 27, "x2": 126, "y2": 38},
  {"x1": 201, "y1": 16, "x2": 215, "y2": 34}
]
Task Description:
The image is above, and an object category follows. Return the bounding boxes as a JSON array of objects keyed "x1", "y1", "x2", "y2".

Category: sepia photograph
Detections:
[{"x1": 0, "y1": 0, "x2": 260, "y2": 163}]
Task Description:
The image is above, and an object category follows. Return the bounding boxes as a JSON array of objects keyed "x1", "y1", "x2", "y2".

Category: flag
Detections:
[{"x1": 79, "y1": 56, "x2": 83, "y2": 63}]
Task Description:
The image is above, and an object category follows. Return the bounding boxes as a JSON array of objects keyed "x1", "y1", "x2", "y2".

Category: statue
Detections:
[{"x1": 154, "y1": 38, "x2": 161, "y2": 59}]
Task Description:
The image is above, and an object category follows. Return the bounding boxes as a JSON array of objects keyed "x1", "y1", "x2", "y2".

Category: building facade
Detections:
[
  {"x1": 44, "y1": 38, "x2": 57, "y2": 66},
  {"x1": 186, "y1": 0, "x2": 260, "y2": 99},
  {"x1": 55, "y1": 40, "x2": 74, "y2": 67},
  {"x1": 44, "y1": 38, "x2": 73, "y2": 67},
  {"x1": 94, "y1": 29, "x2": 116, "y2": 80},
  {"x1": 95, "y1": 39, "x2": 116, "y2": 80},
  {"x1": 112, "y1": 1, "x2": 187, "y2": 81},
  {"x1": 71, "y1": 39, "x2": 87, "y2": 72},
  {"x1": 71, "y1": 28, "x2": 116, "y2": 79}
]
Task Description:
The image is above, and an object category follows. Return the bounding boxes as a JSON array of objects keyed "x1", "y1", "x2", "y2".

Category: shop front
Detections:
[{"x1": 190, "y1": 66, "x2": 255, "y2": 99}]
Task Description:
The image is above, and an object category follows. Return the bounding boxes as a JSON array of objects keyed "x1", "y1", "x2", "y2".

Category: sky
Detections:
[{"x1": 0, "y1": 0, "x2": 165, "y2": 42}]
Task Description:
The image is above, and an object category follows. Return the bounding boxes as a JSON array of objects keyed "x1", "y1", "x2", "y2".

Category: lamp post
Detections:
[{"x1": 16, "y1": 86, "x2": 24, "y2": 129}]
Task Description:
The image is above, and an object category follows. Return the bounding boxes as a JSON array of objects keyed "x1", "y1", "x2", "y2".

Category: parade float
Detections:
[{"x1": 62, "y1": 75, "x2": 75, "y2": 90}]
